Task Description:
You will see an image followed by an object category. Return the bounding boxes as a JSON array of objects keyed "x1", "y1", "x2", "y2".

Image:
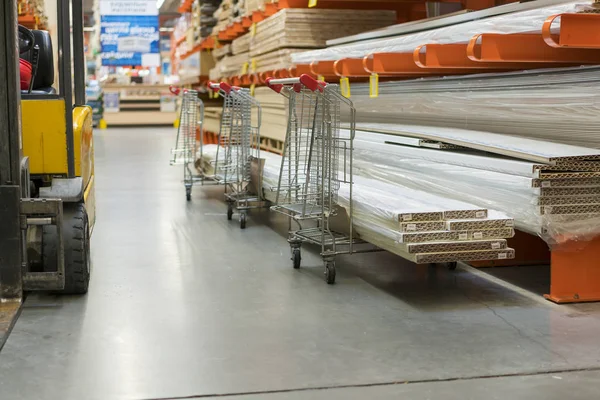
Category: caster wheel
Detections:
[
  {"x1": 325, "y1": 262, "x2": 336, "y2": 285},
  {"x1": 227, "y1": 205, "x2": 233, "y2": 220},
  {"x1": 291, "y1": 248, "x2": 301, "y2": 269},
  {"x1": 240, "y1": 213, "x2": 247, "y2": 229},
  {"x1": 447, "y1": 262, "x2": 458, "y2": 271},
  {"x1": 186, "y1": 188, "x2": 191, "y2": 201}
]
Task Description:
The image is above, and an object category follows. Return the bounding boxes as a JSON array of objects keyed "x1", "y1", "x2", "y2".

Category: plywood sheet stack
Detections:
[
  {"x1": 231, "y1": 33, "x2": 251, "y2": 55},
  {"x1": 195, "y1": 143, "x2": 517, "y2": 264},
  {"x1": 245, "y1": 0, "x2": 266, "y2": 15},
  {"x1": 253, "y1": 86, "x2": 288, "y2": 152},
  {"x1": 213, "y1": 0, "x2": 236, "y2": 34},
  {"x1": 210, "y1": 52, "x2": 249, "y2": 80},
  {"x1": 253, "y1": 49, "x2": 306, "y2": 73},
  {"x1": 250, "y1": 9, "x2": 397, "y2": 57},
  {"x1": 340, "y1": 175, "x2": 516, "y2": 264}
]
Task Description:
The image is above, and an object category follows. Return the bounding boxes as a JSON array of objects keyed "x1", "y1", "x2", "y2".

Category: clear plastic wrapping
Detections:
[
  {"x1": 291, "y1": 1, "x2": 587, "y2": 64},
  {"x1": 350, "y1": 138, "x2": 600, "y2": 248},
  {"x1": 348, "y1": 67, "x2": 600, "y2": 150}
]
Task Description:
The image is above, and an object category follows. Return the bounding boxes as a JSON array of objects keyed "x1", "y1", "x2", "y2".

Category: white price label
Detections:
[
  {"x1": 406, "y1": 223, "x2": 417, "y2": 231},
  {"x1": 475, "y1": 211, "x2": 485, "y2": 218},
  {"x1": 458, "y1": 233, "x2": 468, "y2": 240},
  {"x1": 473, "y1": 232, "x2": 483, "y2": 239},
  {"x1": 541, "y1": 181, "x2": 551, "y2": 188},
  {"x1": 402, "y1": 214, "x2": 413, "y2": 221},
  {"x1": 505, "y1": 220, "x2": 514, "y2": 227},
  {"x1": 491, "y1": 242, "x2": 501, "y2": 249},
  {"x1": 498, "y1": 253, "x2": 508, "y2": 260}
]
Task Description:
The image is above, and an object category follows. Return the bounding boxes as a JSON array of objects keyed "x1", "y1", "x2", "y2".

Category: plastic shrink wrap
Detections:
[{"x1": 291, "y1": 1, "x2": 588, "y2": 64}]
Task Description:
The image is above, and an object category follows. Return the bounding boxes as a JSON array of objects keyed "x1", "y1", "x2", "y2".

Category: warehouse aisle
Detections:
[{"x1": 2, "y1": 128, "x2": 600, "y2": 400}]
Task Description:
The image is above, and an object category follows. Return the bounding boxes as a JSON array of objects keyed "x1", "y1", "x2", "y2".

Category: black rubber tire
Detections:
[
  {"x1": 292, "y1": 248, "x2": 301, "y2": 269},
  {"x1": 186, "y1": 188, "x2": 191, "y2": 201},
  {"x1": 240, "y1": 213, "x2": 247, "y2": 229},
  {"x1": 42, "y1": 202, "x2": 91, "y2": 294},
  {"x1": 325, "y1": 262, "x2": 336, "y2": 285},
  {"x1": 227, "y1": 204, "x2": 233, "y2": 220}
]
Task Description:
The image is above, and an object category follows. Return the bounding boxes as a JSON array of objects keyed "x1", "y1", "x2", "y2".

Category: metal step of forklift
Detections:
[
  {"x1": 22, "y1": 272, "x2": 64, "y2": 291},
  {"x1": 20, "y1": 198, "x2": 66, "y2": 291}
]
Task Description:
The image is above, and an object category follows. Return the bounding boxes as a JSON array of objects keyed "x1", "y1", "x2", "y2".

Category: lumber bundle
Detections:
[
  {"x1": 252, "y1": 86, "x2": 288, "y2": 145},
  {"x1": 253, "y1": 49, "x2": 306, "y2": 73},
  {"x1": 212, "y1": 44, "x2": 232, "y2": 60},
  {"x1": 231, "y1": 33, "x2": 251, "y2": 55},
  {"x1": 250, "y1": 9, "x2": 397, "y2": 57},
  {"x1": 209, "y1": 52, "x2": 250, "y2": 80},
  {"x1": 245, "y1": 0, "x2": 266, "y2": 15}
]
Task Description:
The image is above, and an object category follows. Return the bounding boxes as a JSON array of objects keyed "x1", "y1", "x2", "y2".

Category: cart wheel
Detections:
[
  {"x1": 325, "y1": 261, "x2": 336, "y2": 285},
  {"x1": 447, "y1": 262, "x2": 458, "y2": 271},
  {"x1": 291, "y1": 248, "x2": 301, "y2": 269},
  {"x1": 227, "y1": 204, "x2": 233, "y2": 220},
  {"x1": 240, "y1": 213, "x2": 247, "y2": 229},
  {"x1": 186, "y1": 188, "x2": 191, "y2": 201}
]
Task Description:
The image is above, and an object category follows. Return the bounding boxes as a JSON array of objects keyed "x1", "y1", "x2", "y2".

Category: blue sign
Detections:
[{"x1": 100, "y1": 1, "x2": 159, "y2": 67}]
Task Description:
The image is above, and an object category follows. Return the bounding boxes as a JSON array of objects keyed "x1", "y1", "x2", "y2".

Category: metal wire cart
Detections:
[
  {"x1": 209, "y1": 82, "x2": 269, "y2": 229},
  {"x1": 267, "y1": 74, "x2": 368, "y2": 284},
  {"x1": 170, "y1": 86, "x2": 205, "y2": 201}
]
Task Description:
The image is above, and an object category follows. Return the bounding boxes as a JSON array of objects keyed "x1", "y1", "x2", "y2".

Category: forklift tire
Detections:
[{"x1": 42, "y1": 202, "x2": 91, "y2": 294}]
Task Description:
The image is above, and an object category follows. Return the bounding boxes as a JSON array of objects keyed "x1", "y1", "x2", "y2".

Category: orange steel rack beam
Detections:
[
  {"x1": 467, "y1": 33, "x2": 600, "y2": 63},
  {"x1": 364, "y1": 51, "x2": 475, "y2": 76},
  {"x1": 334, "y1": 58, "x2": 371, "y2": 77},
  {"x1": 413, "y1": 43, "x2": 555, "y2": 70},
  {"x1": 543, "y1": 13, "x2": 600, "y2": 49},
  {"x1": 471, "y1": 230, "x2": 600, "y2": 304}
]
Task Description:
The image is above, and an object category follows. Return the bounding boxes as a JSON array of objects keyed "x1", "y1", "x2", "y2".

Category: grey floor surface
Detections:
[{"x1": 1, "y1": 128, "x2": 600, "y2": 400}]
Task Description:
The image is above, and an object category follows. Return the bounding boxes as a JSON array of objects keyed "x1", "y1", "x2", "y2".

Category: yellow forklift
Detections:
[{"x1": 0, "y1": 0, "x2": 95, "y2": 348}]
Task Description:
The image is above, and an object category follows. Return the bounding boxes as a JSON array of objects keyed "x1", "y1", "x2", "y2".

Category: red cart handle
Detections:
[{"x1": 267, "y1": 74, "x2": 325, "y2": 93}]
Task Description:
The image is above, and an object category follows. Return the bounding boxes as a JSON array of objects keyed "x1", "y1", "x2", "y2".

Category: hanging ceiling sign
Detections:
[{"x1": 100, "y1": 0, "x2": 160, "y2": 67}]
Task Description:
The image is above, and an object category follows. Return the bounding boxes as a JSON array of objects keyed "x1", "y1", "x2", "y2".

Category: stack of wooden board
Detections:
[
  {"x1": 232, "y1": 33, "x2": 251, "y2": 55},
  {"x1": 245, "y1": 0, "x2": 266, "y2": 15},
  {"x1": 250, "y1": 9, "x2": 397, "y2": 57},
  {"x1": 339, "y1": 176, "x2": 515, "y2": 264},
  {"x1": 253, "y1": 49, "x2": 306, "y2": 73},
  {"x1": 252, "y1": 86, "x2": 288, "y2": 152},
  {"x1": 209, "y1": 52, "x2": 250, "y2": 80},
  {"x1": 195, "y1": 142, "x2": 516, "y2": 264},
  {"x1": 348, "y1": 66, "x2": 600, "y2": 149},
  {"x1": 350, "y1": 125, "x2": 600, "y2": 245}
]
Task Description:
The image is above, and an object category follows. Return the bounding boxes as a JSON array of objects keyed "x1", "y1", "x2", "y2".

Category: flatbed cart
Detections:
[
  {"x1": 209, "y1": 82, "x2": 269, "y2": 229},
  {"x1": 169, "y1": 86, "x2": 205, "y2": 201},
  {"x1": 266, "y1": 74, "x2": 373, "y2": 284}
]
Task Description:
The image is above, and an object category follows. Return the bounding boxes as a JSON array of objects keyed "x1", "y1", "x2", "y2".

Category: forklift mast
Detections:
[
  {"x1": 0, "y1": 0, "x2": 25, "y2": 345},
  {"x1": 0, "y1": 0, "x2": 89, "y2": 348}
]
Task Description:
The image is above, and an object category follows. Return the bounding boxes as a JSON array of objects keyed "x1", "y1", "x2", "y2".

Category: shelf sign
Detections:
[
  {"x1": 104, "y1": 92, "x2": 120, "y2": 113},
  {"x1": 340, "y1": 77, "x2": 351, "y2": 98},
  {"x1": 100, "y1": 0, "x2": 160, "y2": 67},
  {"x1": 369, "y1": 73, "x2": 379, "y2": 98}
]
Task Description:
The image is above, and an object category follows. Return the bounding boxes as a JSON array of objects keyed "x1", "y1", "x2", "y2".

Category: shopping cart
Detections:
[
  {"x1": 267, "y1": 74, "x2": 368, "y2": 284},
  {"x1": 209, "y1": 81, "x2": 269, "y2": 229},
  {"x1": 169, "y1": 86, "x2": 204, "y2": 201}
]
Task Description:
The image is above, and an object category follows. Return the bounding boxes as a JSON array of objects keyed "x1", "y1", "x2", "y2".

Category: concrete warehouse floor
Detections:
[{"x1": 1, "y1": 128, "x2": 600, "y2": 400}]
